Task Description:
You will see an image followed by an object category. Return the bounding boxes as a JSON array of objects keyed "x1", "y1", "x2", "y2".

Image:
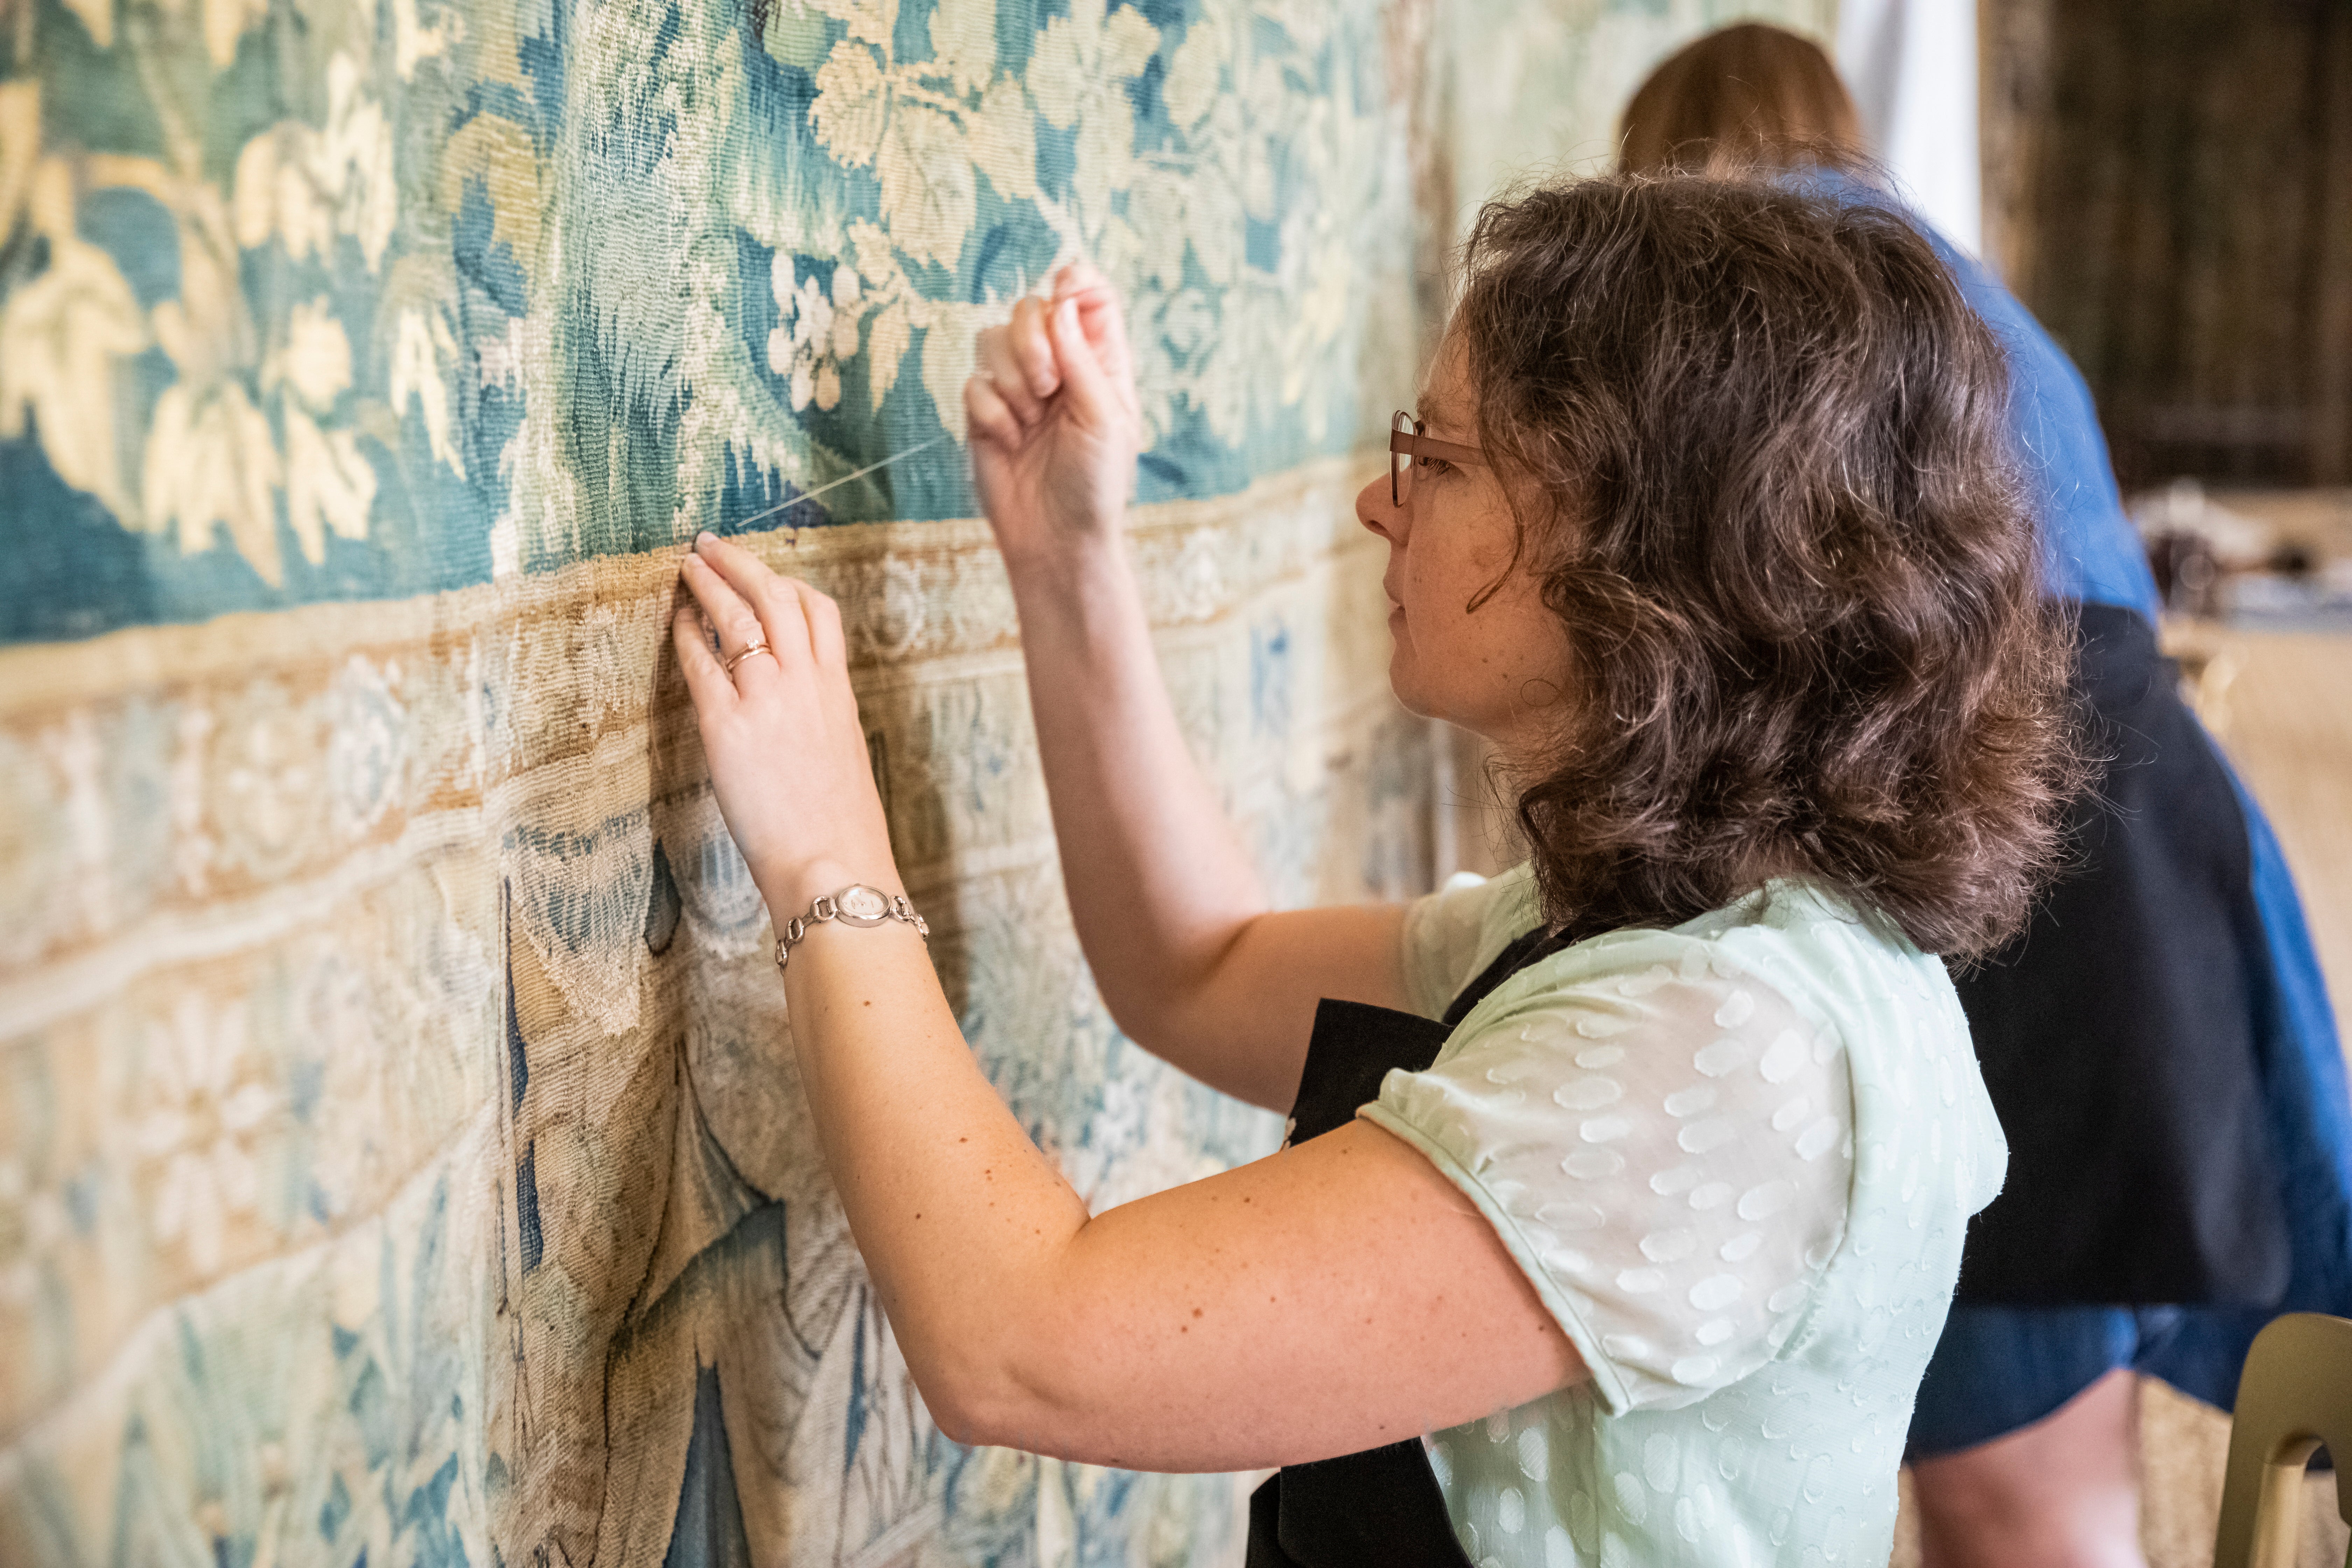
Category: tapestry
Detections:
[{"x1": 0, "y1": 1, "x2": 1822, "y2": 1564}]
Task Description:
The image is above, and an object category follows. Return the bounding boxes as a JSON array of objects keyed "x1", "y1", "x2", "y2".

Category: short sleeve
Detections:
[
  {"x1": 1359, "y1": 936, "x2": 1854, "y2": 1414},
  {"x1": 1398, "y1": 866, "x2": 1540, "y2": 1020}
]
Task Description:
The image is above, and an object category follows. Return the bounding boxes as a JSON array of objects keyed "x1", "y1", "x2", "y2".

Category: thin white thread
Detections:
[
  {"x1": 723, "y1": 286, "x2": 1146, "y2": 536},
  {"x1": 729, "y1": 431, "x2": 957, "y2": 532}
]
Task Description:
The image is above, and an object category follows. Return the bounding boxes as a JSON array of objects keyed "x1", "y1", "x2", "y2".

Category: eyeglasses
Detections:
[{"x1": 1390, "y1": 410, "x2": 1487, "y2": 508}]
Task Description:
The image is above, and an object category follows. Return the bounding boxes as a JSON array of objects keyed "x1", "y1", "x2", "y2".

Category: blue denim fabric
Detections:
[
  {"x1": 1937, "y1": 246, "x2": 2166, "y2": 618},
  {"x1": 2232, "y1": 767, "x2": 2352, "y2": 1319},
  {"x1": 1907, "y1": 1305, "x2": 2190, "y2": 1457}
]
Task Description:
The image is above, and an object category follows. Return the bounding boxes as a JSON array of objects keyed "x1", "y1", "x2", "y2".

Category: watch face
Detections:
[{"x1": 837, "y1": 884, "x2": 889, "y2": 920}]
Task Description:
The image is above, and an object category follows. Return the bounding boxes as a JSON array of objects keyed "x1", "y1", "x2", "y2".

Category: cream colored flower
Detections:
[
  {"x1": 143, "y1": 378, "x2": 282, "y2": 578},
  {"x1": 767, "y1": 260, "x2": 865, "y2": 413},
  {"x1": 0, "y1": 233, "x2": 147, "y2": 514},
  {"x1": 229, "y1": 55, "x2": 396, "y2": 271},
  {"x1": 389, "y1": 306, "x2": 465, "y2": 479},
  {"x1": 135, "y1": 993, "x2": 276, "y2": 1276},
  {"x1": 874, "y1": 94, "x2": 974, "y2": 269},
  {"x1": 0, "y1": 160, "x2": 148, "y2": 520},
  {"x1": 810, "y1": 38, "x2": 889, "y2": 169},
  {"x1": 0, "y1": 1155, "x2": 70, "y2": 1306},
  {"x1": 926, "y1": 0, "x2": 997, "y2": 94},
  {"x1": 1161, "y1": 20, "x2": 1225, "y2": 131},
  {"x1": 139, "y1": 173, "x2": 387, "y2": 585},
  {"x1": 808, "y1": 0, "x2": 1043, "y2": 272},
  {"x1": 1027, "y1": 0, "x2": 1160, "y2": 223},
  {"x1": 266, "y1": 299, "x2": 378, "y2": 564},
  {"x1": 282, "y1": 408, "x2": 377, "y2": 565},
  {"x1": 266, "y1": 297, "x2": 354, "y2": 411},
  {"x1": 1028, "y1": 0, "x2": 1161, "y2": 126}
]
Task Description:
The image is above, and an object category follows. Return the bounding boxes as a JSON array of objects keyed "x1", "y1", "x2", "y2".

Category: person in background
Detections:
[{"x1": 1618, "y1": 23, "x2": 2352, "y2": 1568}]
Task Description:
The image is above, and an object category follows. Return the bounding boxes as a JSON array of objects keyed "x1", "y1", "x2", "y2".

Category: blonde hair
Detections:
[{"x1": 1618, "y1": 23, "x2": 1865, "y2": 176}]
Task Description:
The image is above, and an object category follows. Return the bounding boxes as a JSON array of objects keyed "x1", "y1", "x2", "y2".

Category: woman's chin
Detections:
[{"x1": 1385, "y1": 653, "x2": 1432, "y2": 720}]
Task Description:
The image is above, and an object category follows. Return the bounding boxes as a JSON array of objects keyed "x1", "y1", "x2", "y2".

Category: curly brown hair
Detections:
[{"x1": 1453, "y1": 175, "x2": 2086, "y2": 959}]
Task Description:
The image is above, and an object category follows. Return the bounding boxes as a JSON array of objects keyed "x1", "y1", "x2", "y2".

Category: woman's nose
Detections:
[{"x1": 1356, "y1": 475, "x2": 1402, "y2": 543}]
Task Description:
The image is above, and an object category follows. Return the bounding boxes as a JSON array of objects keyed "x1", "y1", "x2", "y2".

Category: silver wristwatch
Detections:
[{"x1": 774, "y1": 883, "x2": 929, "y2": 972}]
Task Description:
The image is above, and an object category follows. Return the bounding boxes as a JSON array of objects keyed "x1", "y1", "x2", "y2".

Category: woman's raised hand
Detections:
[
  {"x1": 670, "y1": 533, "x2": 899, "y2": 916},
  {"x1": 964, "y1": 261, "x2": 1143, "y2": 569}
]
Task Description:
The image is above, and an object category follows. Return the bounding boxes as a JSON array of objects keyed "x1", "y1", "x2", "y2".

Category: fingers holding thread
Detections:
[
  {"x1": 1009, "y1": 296, "x2": 1062, "y2": 400},
  {"x1": 980, "y1": 323, "x2": 1047, "y2": 428},
  {"x1": 965, "y1": 373, "x2": 1022, "y2": 449}
]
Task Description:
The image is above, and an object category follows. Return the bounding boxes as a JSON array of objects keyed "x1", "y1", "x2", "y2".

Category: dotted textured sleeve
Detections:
[{"x1": 1362, "y1": 931, "x2": 1855, "y2": 1415}]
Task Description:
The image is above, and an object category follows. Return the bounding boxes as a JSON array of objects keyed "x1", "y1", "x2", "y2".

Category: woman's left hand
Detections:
[{"x1": 670, "y1": 532, "x2": 899, "y2": 915}]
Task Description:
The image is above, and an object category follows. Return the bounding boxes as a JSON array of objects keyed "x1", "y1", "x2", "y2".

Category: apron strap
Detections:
[
  {"x1": 1246, "y1": 1439, "x2": 1475, "y2": 1568},
  {"x1": 1247, "y1": 922, "x2": 1589, "y2": 1567}
]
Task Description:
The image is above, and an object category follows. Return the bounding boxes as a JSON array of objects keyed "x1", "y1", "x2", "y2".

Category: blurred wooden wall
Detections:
[{"x1": 1980, "y1": 0, "x2": 2352, "y2": 492}]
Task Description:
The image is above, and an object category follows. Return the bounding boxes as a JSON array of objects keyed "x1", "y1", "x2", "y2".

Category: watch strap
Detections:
[{"x1": 775, "y1": 884, "x2": 929, "y2": 972}]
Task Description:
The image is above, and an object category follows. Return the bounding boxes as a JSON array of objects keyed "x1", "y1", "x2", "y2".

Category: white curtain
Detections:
[{"x1": 1837, "y1": 0, "x2": 1984, "y2": 254}]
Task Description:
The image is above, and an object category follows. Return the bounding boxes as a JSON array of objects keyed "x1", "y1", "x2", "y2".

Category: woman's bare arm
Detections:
[
  {"x1": 968, "y1": 271, "x2": 1412, "y2": 1111},
  {"x1": 778, "y1": 869, "x2": 1583, "y2": 1471},
  {"x1": 671, "y1": 537, "x2": 1581, "y2": 1468},
  {"x1": 1005, "y1": 537, "x2": 1408, "y2": 1110}
]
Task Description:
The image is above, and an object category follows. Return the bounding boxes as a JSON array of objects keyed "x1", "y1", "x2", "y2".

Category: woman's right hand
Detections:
[{"x1": 964, "y1": 262, "x2": 1143, "y2": 572}]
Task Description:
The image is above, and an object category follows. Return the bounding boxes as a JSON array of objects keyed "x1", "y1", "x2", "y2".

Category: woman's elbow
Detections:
[
  {"x1": 914, "y1": 1370, "x2": 990, "y2": 1448},
  {"x1": 1087, "y1": 976, "x2": 1186, "y2": 1056},
  {"x1": 891, "y1": 1241, "x2": 1122, "y2": 1454},
  {"x1": 1088, "y1": 924, "x2": 1256, "y2": 1054},
  {"x1": 909, "y1": 1355, "x2": 1063, "y2": 1454},
  {"x1": 902, "y1": 1324, "x2": 1105, "y2": 1456}
]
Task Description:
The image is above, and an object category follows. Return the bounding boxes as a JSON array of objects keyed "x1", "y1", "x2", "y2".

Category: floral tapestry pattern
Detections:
[
  {"x1": 0, "y1": 0, "x2": 1428, "y2": 1561},
  {"x1": 0, "y1": 0, "x2": 1413, "y2": 635},
  {"x1": 0, "y1": 0, "x2": 1827, "y2": 1562}
]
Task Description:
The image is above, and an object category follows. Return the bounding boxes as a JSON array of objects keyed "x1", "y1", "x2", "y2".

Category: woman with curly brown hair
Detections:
[
  {"x1": 670, "y1": 176, "x2": 2075, "y2": 1566},
  {"x1": 1620, "y1": 26, "x2": 2352, "y2": 1568}
]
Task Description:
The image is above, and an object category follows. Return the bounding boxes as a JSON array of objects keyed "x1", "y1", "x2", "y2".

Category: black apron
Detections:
[
  {"x1": 1246, "y1": 926, "x2": 1569, "y2": 1568},
  {"x1": 1951, "y1": 602, "x2": 2291, "y2": 1304}
]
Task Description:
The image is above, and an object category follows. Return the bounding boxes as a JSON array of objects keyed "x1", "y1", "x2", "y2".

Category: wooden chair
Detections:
[{"x1": 2216, "y1": 1314, "x2": 2352, "y2": 1568}]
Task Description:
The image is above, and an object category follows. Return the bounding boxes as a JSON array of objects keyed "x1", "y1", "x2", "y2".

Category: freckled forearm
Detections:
[
  {"x1": 774, "y1": 942, "x2": 1595, "y2": 1466},
  {"x1": 1006, "y1": 547, "x2": 1273, "y2": 1036},
  {"x1": 778, "y1": 918, "x2": 1093, "y2": 1412}
]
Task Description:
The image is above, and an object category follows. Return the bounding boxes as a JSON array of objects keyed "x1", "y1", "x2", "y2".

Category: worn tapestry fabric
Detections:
[{"x1": 0, "y1": 0, "x2": 1828, "y2": 1564}]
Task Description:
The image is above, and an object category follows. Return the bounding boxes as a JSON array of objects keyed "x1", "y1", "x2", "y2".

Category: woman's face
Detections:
[{"x1": 1357, "y1": 339, "x2": 1576, "y2": 760}]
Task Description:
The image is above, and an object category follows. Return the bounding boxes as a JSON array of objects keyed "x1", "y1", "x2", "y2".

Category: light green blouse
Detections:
[{"x1": 1357, "y1": 866, "x2": 2007, "y2": 1567}]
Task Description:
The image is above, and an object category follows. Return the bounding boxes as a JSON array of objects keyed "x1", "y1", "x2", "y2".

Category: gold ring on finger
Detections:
[{"x1": 723, "y1": 640, "x2": 774, "y2": 676}]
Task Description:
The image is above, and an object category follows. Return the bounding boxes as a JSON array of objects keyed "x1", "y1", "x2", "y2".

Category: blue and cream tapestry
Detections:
[{"x1": 0, "y1": 0, "x2": 1824, "y2": 1564}]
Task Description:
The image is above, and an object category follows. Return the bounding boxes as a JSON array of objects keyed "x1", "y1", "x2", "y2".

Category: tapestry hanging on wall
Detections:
[
  {"x1": 0, "y1": 0, "x2": 1430, "y2": 1560},
  {"x1": 0, "y1": 0, "x2": 1828, "y2": 1561}
]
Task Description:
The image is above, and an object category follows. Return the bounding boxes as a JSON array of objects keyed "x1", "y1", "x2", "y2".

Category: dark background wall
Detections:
[{"x1": 1982, "y1": 0, "x2": 2352, "y2": 492}]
